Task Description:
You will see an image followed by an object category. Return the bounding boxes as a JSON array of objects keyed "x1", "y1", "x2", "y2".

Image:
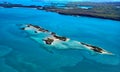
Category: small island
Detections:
[
  {"x1": 0, "y1": 2, "x2": 120, "y2": 21},
  {"x1": 20, "y1": 24, "x2": 113, "y2": 55}
]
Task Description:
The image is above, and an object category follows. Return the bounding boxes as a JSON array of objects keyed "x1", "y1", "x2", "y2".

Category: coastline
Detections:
[
  {"x1": 57, "y1": 12, "x2": 120, "y2": 21},
  {"x1": 0, "y1": 2, "x2": 120, "y2": 21}
]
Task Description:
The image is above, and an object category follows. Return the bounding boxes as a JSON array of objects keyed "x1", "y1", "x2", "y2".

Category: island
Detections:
[
  {"x1": 0, "y1": 2, "x2": 42, "y2": 8},
  {"x1": 20, "y1": 24, "x2": 113, "y2": 55}
]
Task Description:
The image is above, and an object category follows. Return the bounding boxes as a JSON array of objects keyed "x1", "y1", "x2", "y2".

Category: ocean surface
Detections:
[{"x1": 0, "y1": 7, "x2": 120, "y2": 72}]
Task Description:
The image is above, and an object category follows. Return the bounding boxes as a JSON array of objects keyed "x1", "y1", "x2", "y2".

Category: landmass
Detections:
[
  {"x1": 0, "y1": 2, "x2": 120, "y2": 21},
  {"x1": 41, "y1": 2, "x2": 120, "y2": 21},
  {"x1": 0, "y1": 2, "x2": 42, "y2": 8}
]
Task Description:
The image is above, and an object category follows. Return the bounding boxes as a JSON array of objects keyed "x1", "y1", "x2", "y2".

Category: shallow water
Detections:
[{"x1": 0, "y1": 8, "x2": 120, "y2": 72}]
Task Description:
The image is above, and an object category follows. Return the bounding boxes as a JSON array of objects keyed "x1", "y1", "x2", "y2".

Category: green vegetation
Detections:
[{"x1": 42, "y1": 2, "x2": 120, "y2": 21}]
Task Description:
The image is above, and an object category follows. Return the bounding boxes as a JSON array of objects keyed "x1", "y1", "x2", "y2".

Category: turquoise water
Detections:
[{"x1": 0, "y1": 8, "x2": 120, "y2": 72}]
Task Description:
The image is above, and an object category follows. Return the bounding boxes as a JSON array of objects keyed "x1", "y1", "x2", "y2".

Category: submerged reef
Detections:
[{"x1": 0, "y1": 45, "x2": 12, "y2": 57}]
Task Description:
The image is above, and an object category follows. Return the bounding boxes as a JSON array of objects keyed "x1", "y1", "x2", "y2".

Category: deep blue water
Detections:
[{"x1": 0, "y1": 8, "x2": 120, "y2": 72}]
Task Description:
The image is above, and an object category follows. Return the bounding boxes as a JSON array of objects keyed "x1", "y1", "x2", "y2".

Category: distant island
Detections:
[
  {"x1": 0, "y1": 2, "x2": 42, "y2": 8},
  {"x1": 0, "y1": 2, "x2": 120, "y2": 21}
]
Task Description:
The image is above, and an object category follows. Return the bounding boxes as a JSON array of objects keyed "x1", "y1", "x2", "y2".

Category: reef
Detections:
[
  {"x1": 20, "y1": 24, "x2": 113, "y2": 55},
  {"x1": 0, "y1": 45, "x2": 13, "y2": 57}
]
